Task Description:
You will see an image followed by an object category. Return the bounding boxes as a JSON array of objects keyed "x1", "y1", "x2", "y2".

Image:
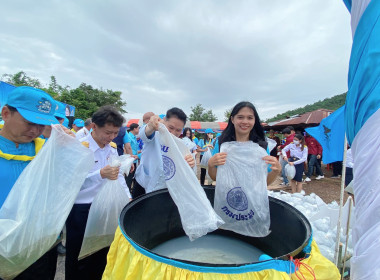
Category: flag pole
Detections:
[{"x1": 334, "y1": 134, "x2": 348, "y2": 265}]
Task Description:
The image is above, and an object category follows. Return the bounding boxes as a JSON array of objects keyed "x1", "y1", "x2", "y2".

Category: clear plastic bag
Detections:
[
  {"x1": 285, "y1": 164, "x2": 296, "y2": 181},
  {"x1": 158, "y1": 124, "x2": 224, "y2": 241},
  {"x1": 200, "y1": 148, "x2": 212, "y2": 169},
  {"x1": 0, "y1": 125, "x2": 94, "y2": 279},
  {"x1": 214, "y1": 141, "x2": 271, "y2": 237},
  {"x1": 78, "y1": 155, "x2": 134, "y2": 260}
]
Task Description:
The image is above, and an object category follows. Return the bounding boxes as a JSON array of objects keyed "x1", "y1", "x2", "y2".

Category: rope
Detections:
[{"x1": 290, "y1": 256, "x2": 316, "y2": 280}]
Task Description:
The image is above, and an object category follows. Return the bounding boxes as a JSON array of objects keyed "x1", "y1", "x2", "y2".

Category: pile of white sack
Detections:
[{"x1": 268, "y1": 190, "x2": 353, "y2": 264}]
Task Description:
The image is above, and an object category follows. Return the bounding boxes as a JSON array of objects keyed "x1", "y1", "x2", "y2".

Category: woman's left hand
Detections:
[{"x1": 262, "y1": 155, "x2": 281, "y2": 173}]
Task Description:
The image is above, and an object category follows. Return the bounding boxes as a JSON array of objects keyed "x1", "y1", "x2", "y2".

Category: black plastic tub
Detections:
[{"x1": 119, "y1": 186, "x2": 312, "y2": 266}]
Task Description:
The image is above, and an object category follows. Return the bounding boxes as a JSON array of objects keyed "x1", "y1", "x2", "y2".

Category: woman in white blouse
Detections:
[{"x1": 282, "y1": 134, "x2": 308, "y2": 193}]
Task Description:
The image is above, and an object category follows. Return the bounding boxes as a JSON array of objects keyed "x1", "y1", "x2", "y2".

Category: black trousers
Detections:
[
  {"x1": 199, "y1": 155, "x2": 208, "y2": 185},
  {"x1": 8, "y1": 245, "x2": 58, "y2": 280},
  {"x1": 345, "y1": 167, "x2": 353, "y2": 187},
  {"x1": 332, "y1": 161, "x2": 343, "y2": 176},
  {"x1": 125, "y1": 163, "x2": 137, "y2": 193},
  {"x1": 65, "y1": 204, "x2": 109, "y2": 280},
  {"x1": 132, "y1": 179, "x2": 146, "y2": 199}
]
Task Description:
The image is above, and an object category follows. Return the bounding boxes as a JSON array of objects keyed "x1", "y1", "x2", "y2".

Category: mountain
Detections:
[{"x1": 265, "y1": 92, "x2": 347, "y2": 122}]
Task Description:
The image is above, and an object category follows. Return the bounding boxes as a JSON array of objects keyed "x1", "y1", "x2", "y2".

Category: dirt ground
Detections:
[{"x1": 54, "y1": 163, "x2": 349, "y2": 280}]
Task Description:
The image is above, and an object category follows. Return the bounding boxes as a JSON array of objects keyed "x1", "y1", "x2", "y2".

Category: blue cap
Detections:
[
  {"x1": 54, "y1": 101, "x2": 66, "y2": 119},
  {"x1": 205, "y1": 128, "x2": 214, "y2": 134},
  {"x1": 7, "y1": 86, "x2": 59, "y2": 125},
  {"x1": 73, "y1": 119, "x2": 84, "y2": 127},
  {"x1": 159, "y1": 114, "x2": 166, "y2": 120}
]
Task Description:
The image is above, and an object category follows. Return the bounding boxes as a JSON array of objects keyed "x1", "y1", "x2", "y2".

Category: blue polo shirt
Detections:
[
  {"x1": 0, "y1": 135, "x2": 37, "y2": 208},
  {"x1": 128, "y1": 131, "x2": 141, "y2": 162}
]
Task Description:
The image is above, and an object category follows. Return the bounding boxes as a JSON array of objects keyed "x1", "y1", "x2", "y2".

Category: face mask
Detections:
[
  {"x1": 293, "y1": 140, "x2": 300, "y2": 145},
  {"x1": 208, "y1": 134, "x2": 213, "y2": 139}
]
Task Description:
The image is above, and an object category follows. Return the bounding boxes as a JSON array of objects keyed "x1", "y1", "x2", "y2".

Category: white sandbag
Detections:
[
  {"x1": 0, "y1": 126, "x2": 94, "y2": 280},
  {"x1": 158, "y1": 124, "x2": 224, "y2": 241},
  {"x1": 214, "y1": 141, "x2": 270, "y2": 237},
  {"x1": 78, "y1": 155, "x2": 134, "y2": 259},
  {"x1": 266, "y1": 137, "x2": 277, "y2": 152},
  {"x1": 285, "y1": 164, "x2": 296, "y2": 181},
  {"x1": 178, "y1": 137, "x2": 197, "y2": 175},
  {"x1": 200, "y1": 148, "x2": 212, "y2": 169}
]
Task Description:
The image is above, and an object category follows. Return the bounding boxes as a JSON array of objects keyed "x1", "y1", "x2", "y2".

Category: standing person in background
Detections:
[
  {"x1": 197, "y1": 128, "x2": 215, "y2": 185},
  {"x1": 112, "y1": 124, "x2": 132, "y2": 156},
  {"x1": 277, "y1": 128, "x2": 294, "y2": 186},
  {"x1": 65, "y1": 106, "x2": 132, "y2": 280},
  {"x1": 71, "y1": 119, "x2": 84, "y2": 133},
  {"x1": 331, "y1": 161, "x2": 343, "y2": 178},
  {"x1": 142, "y1": 112, "x2": 155, "y2": 125},
  {"x1": 182, "y1": 127, "x2": 198, "y2": 154},
  {"x1": 268, "y1": 129, "x2": 280, "y2": 158},
  {"x1": 76, "y1": 118, "x2": 93, "y2": 140},
  {"x1": 192, "y1": 129, "x2": 199, "y2": 146},
  {"x1": 126, "y1": 123, "x2": 140, "y2": 190},
  {"x1": 0, "y1": 86, "x2": 60, "y2": 280},
  {"x1": 282, "y1": 134, "x2": 308, "y2": 193},
  {"x1": 304, "y1": 134, "x2": 324, "y2": 181}
]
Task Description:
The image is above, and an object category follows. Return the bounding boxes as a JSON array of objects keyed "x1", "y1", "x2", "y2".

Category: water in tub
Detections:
[{"x1": 152, "y1": 234, "x2": 265, "y2": 264}]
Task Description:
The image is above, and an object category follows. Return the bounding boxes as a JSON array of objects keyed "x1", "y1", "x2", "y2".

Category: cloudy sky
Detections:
[{"x1": 0, "y1": 1, "x2": 352, "y2": 121}]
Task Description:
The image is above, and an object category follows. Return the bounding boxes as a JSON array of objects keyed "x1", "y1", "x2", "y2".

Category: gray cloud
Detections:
[{"x1": 0, "y1": 0, "x2": 352, "y2": 120}]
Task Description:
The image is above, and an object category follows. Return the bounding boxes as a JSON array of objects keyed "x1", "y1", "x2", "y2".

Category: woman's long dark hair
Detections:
[
  {"x1": 182, "y1": 127, "x2": 193, "y2": 141},
  {"x1": 219, "y1": 101, "x2": 266, "y2": 148}
]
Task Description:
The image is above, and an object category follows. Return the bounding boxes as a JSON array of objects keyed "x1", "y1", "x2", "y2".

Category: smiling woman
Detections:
[{"x1": 208, "y1": 101, "x2": 281, "y2": 185}]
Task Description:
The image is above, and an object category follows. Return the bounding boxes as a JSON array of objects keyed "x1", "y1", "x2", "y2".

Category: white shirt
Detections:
[
  {"x1": 135, "y1": 125, "x2": 166, "y2": 193},
  {"x1": 75, "y1": 133, "x2": 131, "y2": 204},
  {"x1": 346, "y1": 148, "x2": 354, "y2": 168},
  {"x1": 282, "y1": 143, "x2": 308, "y2": 165},
  {"x1": 75, "y1": 127, "x2": 90, "y2": 140}
]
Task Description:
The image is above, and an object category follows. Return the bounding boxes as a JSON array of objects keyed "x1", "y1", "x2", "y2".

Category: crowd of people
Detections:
[{"x1": 1, "y1": 86, "x2": 343, "y2": 280}]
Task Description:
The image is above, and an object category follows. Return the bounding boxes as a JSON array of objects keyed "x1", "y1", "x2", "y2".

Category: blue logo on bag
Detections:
[
  {"x1": 162, "y1": 155, "x2": 176, "y2": 180},
  {"x1": 227, "y1": 187, "x2": 248, "y2": 211},
  {"x1": 36, "y1": 98, "x2": 52, "y2": 114}
]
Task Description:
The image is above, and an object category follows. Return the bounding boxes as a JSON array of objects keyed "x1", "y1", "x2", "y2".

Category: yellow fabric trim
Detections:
[
  {"x1": 81, "y1": 141, "x2": 90, "y2": 148},
  {"x1": 110, "y1": 142, "x2": 117, "y2": 149},
  {"x1": 103, "y1": 227, "x2": 340, "y2": 280},
  {"x1": 0, "y1": 138, "x2": 45, "y2": 161}
]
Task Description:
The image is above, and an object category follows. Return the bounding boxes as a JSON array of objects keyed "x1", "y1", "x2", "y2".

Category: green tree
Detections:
[
  {"x1": 2, "y1": 71, "x2": 127, "y2": 120},
  {"x1": 189, "y1": 104, "x2": 217, "y2": 122},
  {"x1": 57, "y1": 83, "x2": 127, "y2": 119},
  {"x1": 224, "y1": 108, "x2": 232, "y2": 122},
  {"x1": 2, "y1": 71, "x2": 42, "y2": 88}
]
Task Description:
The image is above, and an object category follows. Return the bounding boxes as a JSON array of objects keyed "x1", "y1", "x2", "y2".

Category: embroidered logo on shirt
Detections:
[
  {"x1": 162, "y1": 155, "x2": 176, "y2": 180},
  {"x1": 36, "y1": 98, "x2": 52, "y2": 114},
  {"x1": 226, "y1": 187, "x2": 248, "y2": 211}
]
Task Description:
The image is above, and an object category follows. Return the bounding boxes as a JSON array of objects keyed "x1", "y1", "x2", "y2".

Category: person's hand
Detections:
[
  {"x1": 100, "y1": 165, "x2": 120, "y2": 180},
  {"x1": 317, "y1": 155, "x2": 321, "y2": 159},
  {"x1": 184, "y1": 154, "x2": 195, "y2": 168},
  {"x1": 130, "y1": 164, "x2": 135, "y2": 173},
  {"x1": 208, "y1": 152, "x2": 227, "y2": 167},
  {"x1": 263, "y1": 155, "x2": 281, "y2": 173},
  {"x1": 288, "y1": 161, "x2": 294, "y2": 166},
  {"x1": 131, "y1": 155, "x2": 139, "y2": 160},
  {"x1": 283, "y1": 156, "x2": 288, "y2": 162},
  {"x1": 147, "y1": 115, "x2": 161, "y2": 131}
]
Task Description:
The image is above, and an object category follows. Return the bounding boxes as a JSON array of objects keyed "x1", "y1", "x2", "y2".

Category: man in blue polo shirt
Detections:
[{"x1": 0, "y1": 86, "x2": 59, "y2": 279}]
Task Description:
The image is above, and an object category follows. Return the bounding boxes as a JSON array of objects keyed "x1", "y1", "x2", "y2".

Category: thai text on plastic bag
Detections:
[
  {"x1": 78, "y1": 154, "x2": 134, "y2": 260},
  {"x1": 158, "y1": 124, "x2": 224, "y2": 241},
  {"x1": 285, "y1": 164, "x2": 296, "y2": 181},
  {"x1": 0, "y1": 126, "x2": 94, "y2": 280},
  {"x1": 214, "y1": 141, "x2": 271, "y2": 237},
  {"x1": 200, "y1": 148, "x2": 212, "y2": 169}
]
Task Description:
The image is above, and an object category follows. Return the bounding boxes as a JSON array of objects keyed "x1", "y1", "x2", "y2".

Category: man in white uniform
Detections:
[{"x1": 65, "y1": 106, "x2": 131, "y2": 280}]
